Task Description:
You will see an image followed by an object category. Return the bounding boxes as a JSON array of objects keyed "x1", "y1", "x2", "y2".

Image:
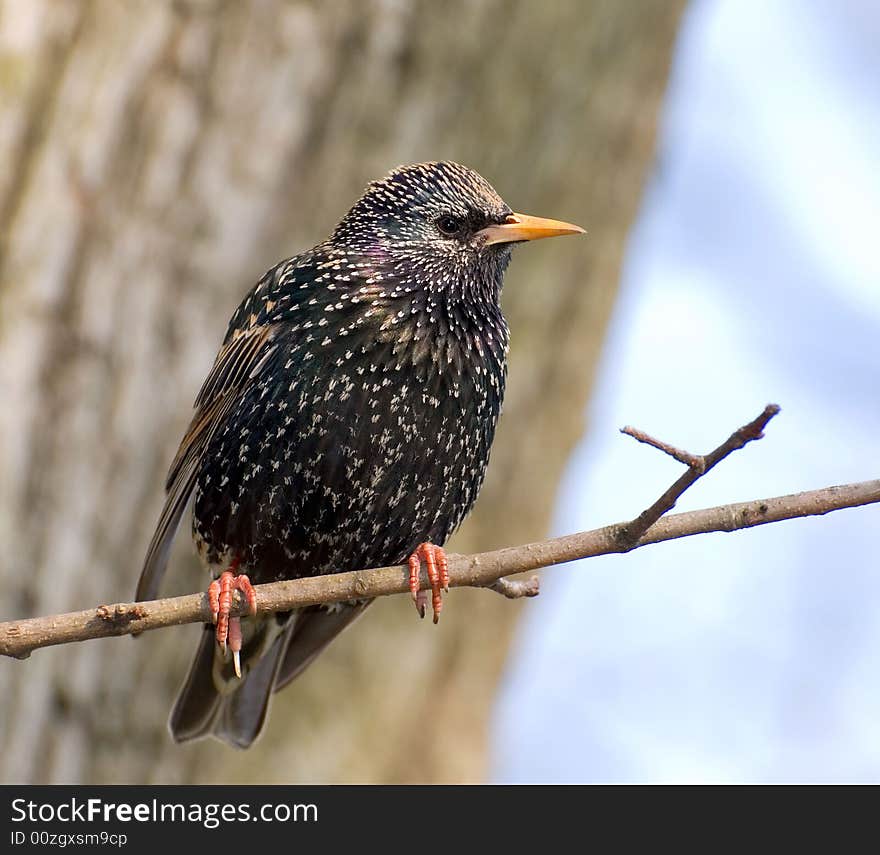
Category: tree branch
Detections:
[
  {"x1": 617, "y1": 403, "x2": 780, "y2": 546},
  {"x1": 1, "y1": 405, "x2": 876, "y2": 661}
]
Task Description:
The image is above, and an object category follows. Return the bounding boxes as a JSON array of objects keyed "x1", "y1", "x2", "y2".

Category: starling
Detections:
[{"x1": 137, "y1": 161, "x2": 583, "y2": 748}]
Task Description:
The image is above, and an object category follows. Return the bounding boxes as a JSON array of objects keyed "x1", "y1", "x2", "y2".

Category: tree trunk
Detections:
[{"x1": 0, "y1": 0, "x2": 685, "y2": 783}]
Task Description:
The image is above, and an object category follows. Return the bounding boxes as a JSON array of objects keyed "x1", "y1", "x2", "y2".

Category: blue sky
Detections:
[{"x1": 492, "y1": 0, "x2": 880, "y2": 782}]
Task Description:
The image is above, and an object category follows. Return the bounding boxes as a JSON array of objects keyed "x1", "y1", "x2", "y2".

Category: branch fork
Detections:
[
  {"x1": 616, "y1": 404, "x2": 781, "y2": 549},
  {"x1": 2, "y1": 403, "x2": 878, "y2": 661}
]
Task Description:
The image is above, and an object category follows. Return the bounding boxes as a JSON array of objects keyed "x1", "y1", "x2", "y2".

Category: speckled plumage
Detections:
[
  {"x1": 137, "y1": 161, "x2": 578, "y2": 748},
  {"x1": 192, "y1": 172, "x2": 510, "y2": 580}
]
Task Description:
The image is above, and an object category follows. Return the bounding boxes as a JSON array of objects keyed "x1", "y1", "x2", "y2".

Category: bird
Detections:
[{"x1": 136, "y1": 161, "x2": 583, "y2": 748}]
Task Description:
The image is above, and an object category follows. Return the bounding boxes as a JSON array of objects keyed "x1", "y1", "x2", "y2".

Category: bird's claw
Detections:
[
  {"x1": 207, "y1": 566, "x2": 256, "y2": 678},
  {"x1": 408, "y1": 542, "x2": 449, "y2": 624},
  {"x1": 414, "y1": 588, "x2": 428, "y2": 619}
]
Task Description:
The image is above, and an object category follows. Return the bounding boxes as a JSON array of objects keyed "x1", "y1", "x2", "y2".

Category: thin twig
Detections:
[
  {"x1": 616, "y1": 404, "x2": 781, "y2": 548},
  {"x1": 620, "y1": 425, "x2": 703, "y2": 470},
  {"x1": 1, "y1": 479, "x2": 877, "y2": 659}
]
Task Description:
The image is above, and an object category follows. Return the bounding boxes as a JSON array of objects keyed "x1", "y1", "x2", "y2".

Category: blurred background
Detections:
[
  {"x1": 0, "y1": 0, "x2": 875, "y2": 784},
  {"x1": 492, "y1": 0, "x2": 880, "y2": 782}
]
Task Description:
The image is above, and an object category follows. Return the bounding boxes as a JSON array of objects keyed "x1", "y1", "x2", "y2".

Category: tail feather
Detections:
[
  {"x1": 169, "y1": 605, "x2": 368, "y2": 747},
  {"x1": 169, "y1": 616, "x2": 292, "y2": 749},
  {"x1": 211, "y1": 633, "x2": 290, "y2": 749},
  {"x1": 168, "y1": 626, "x2": 222, "y2": 742},
  {"x1": 274, "y1": 602, "x2": 372, "y2": 692}
]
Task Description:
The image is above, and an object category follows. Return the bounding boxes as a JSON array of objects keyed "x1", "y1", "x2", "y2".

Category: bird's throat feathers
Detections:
[{"x1": 334, "y1": 243, "x2": 510, "y2": 384}]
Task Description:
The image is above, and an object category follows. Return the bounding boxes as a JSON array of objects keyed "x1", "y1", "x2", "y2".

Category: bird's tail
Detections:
[
  {"x1": 169, "y1": 615, "x2": 292, "y2": 749},
  {"x1": 169, "y1": 603, "x2": 371, "y2": 748}
]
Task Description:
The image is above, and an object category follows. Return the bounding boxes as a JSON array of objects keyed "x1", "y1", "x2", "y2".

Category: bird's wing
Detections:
[{"x1": 136, "y1": 320, "x2": 280, "y2": 602}]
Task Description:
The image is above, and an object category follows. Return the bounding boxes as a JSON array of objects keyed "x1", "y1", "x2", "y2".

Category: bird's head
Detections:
[{"x1": 331, "y1": 161, "x2": 583, "y2": 303}]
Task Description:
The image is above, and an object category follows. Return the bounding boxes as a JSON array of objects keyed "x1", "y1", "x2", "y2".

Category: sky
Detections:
[{"x1": 492, "y1": 0, "x2": 880, "y2": 782}]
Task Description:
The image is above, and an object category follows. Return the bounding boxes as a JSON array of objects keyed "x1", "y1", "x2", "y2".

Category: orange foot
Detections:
[
  {"x1": 208, "y1": 562, "x2": 257, "y2": 678},
  {"x1": 407, "y1": 542, "x2": 449, "y2": 624}
]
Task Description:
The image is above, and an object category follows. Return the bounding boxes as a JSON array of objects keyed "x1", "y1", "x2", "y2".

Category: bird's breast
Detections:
[{"x1": 192, "y1": 303, "x2": 508, "y2": 581}]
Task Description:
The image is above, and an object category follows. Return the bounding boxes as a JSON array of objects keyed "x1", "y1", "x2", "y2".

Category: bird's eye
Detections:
[{"x1": 436, "y1": 215, "x2": 464, "y2": 236}]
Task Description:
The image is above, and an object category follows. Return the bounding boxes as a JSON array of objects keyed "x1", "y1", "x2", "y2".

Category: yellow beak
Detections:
[{"x1": 478, "y1": 212, "x2": 585, "y2": 246}]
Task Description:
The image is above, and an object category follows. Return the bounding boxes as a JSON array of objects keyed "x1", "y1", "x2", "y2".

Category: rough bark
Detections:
[{"x1": 0, "y1": 0, "x2": 685, "y2": 783}]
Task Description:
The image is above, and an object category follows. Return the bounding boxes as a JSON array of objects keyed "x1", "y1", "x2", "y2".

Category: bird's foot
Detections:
[
  {"x1": 407, "y1": 542, "x2": 449, "y2": 624},
  {"x1": 208, "y1": 564, "x2": 257, "y2": 678}
]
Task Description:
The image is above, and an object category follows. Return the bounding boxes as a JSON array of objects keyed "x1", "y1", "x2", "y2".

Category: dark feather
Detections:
[
  {"x1": 167, "y1": 626, "x2": 221, "y2": 742},
  {"x1": 136, "y1": 325, "x2": 277, "y2": 602},
  {"x1": 274, "y1": 602, "x2": 372, "y2": 692},
  {"x1": 170, "y1": 615, "x2": 292, "y2": 748},
  {"x1": 210, "y1": 625, "x2": 291, "y2": 749},
  {"x1": 137, "y1": 162, "x2": 561, "y2": 747}
]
